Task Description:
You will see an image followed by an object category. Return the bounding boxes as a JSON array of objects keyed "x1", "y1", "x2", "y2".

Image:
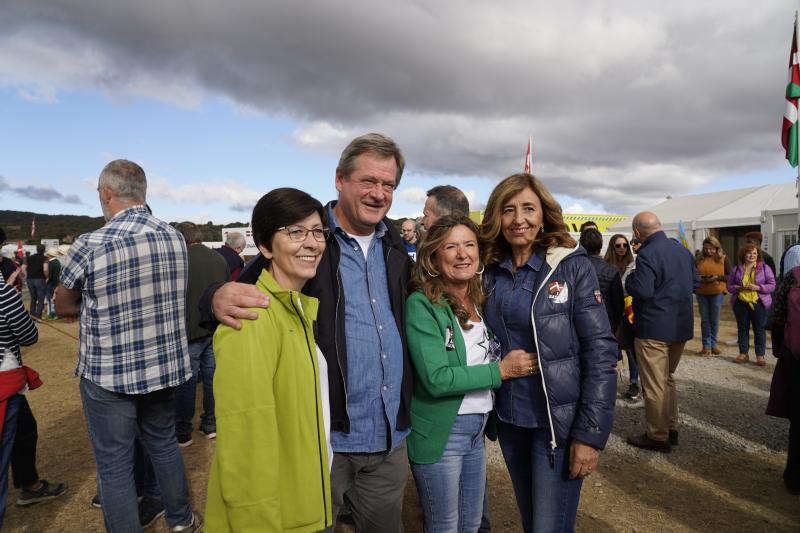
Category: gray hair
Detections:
[
  {"x1": 175, "y1": 222, "x2": 203, "y2": 245},
  {"x1": 98, "y1": 159, "x2": 147, "y2": 201},
  {"x1": 427, "y1": 185, "x2": 469, "y2": 217},
  {"x1": 337, "y1": 133, "x2": 405, "y2": 186},
  {"x1": 225, "y1": 231, "x2": 246, "y2": 249}
]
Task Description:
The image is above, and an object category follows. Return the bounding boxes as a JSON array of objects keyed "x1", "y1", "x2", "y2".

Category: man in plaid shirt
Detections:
[{"x1": 56, "y1": 160, "x2": 201, "y2": 532}]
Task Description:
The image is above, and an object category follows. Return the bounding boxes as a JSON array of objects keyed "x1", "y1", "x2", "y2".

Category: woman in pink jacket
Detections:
[{"x1": 727, "y1": 242, "x2": 776, "y2": 366}]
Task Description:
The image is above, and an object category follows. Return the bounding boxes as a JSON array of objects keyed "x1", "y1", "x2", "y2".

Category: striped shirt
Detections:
[
  {"x1": 0, "y1": 275, "x2": 39, "y2": 366},
  {"x1": 60, "y1": 205, "x2": 191, "y2": 394}
]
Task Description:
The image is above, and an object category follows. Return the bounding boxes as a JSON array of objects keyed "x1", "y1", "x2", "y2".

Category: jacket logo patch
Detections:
[
  {"x1": 594, "y1": 289, "x2": 603, "y2": 304},
  {"x1": 547, "y1": 281, "x2": 569, "y2": 303}
]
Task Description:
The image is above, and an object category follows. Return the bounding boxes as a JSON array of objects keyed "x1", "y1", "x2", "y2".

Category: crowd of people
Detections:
[{"x1": 0, "y1": 132, "x2": 797, "y2": 532}]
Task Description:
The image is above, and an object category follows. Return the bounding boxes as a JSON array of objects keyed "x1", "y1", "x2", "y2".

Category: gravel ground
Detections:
[{"x1": 5, "y1": 303, "x2": 799, "y2": 532}]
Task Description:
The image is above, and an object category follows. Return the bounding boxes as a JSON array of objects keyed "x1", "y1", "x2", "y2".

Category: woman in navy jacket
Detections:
[{"x1": 480, "y1": 173, "x2": 618, "y2": 533}]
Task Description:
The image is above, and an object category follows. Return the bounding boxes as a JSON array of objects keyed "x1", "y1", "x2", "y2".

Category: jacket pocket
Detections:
[{"x1": 410, "y1": 410, "x2": 434, "y2": 438}]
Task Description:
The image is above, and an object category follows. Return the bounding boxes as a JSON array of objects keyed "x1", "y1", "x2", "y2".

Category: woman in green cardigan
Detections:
[
  {"x1": 206, "y1": 188, "x2": 332, "y2": 532},
  {"x1": 406, "y1": 215, "x2": 536, "y2": 532}
]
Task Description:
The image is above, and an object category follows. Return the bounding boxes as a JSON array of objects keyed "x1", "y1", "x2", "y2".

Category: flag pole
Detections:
[{"x1": 796, "y1": 10, "x2": 800, "y2": 220}]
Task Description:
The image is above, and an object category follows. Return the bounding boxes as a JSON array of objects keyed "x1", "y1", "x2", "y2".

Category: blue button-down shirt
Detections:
[
  {"x1": 484, "y1": 250, "x2": 550, "y2": 428},
  {"x1": 328, "y1": 207, "x2": 408, "y2": 452}
]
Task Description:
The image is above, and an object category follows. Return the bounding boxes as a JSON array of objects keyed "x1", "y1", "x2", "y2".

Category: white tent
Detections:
[{"x1": 607, "y1": 182, "x2": 798, "y2": 256}]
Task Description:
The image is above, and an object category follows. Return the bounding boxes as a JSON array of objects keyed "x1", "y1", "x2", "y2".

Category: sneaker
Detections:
[
  {"x1": 699, "y1": 347, "x2": 711, "y2": 356},
  {"x1": 711, "y1": 346, "x2": 722, "y2": 355},
  {"x1": 16, "y1": 480, "x2": 68, "y2": 506},
  {"x1": 177, "y1": 434, "x2": 193, "y2": 448},
  {"x1": 139, "y1": 496, "x2": 166, "y2": 529},
  {"x1": 201, "y1": 428, "x2": 216, "y2": 440},
  {"x1": 625, "y1": 382, "x2": 641, "y2": 400},
  {"x1": 170, "y1": 511, "x2": 203, "y2": 532}
]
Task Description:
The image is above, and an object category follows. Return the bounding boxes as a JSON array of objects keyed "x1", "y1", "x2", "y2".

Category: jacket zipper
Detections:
[
  {"x1": 529, "y1": 266, "x2": 560, "y2": 469},
  {"x1": 291, "y1": 294, "x2": 331, "y2": 526}
]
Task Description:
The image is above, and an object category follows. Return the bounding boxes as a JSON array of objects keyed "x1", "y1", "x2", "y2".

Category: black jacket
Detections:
[
  {"x1": 587, "y1": 254, "x2": 624, "y2": 332},
  {"x1": 200, "y1": 202, "x2": 414, "y2": 434},
  {"x1": 626, "y1": 231, "x2": 700, "y2": 342}
]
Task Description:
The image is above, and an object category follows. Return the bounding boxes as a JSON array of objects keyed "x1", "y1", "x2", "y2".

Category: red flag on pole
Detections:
[
  {"x1": 523, "y1": 136, "x2": 532, "y2": 173},
  {"x1": 16, "y1": 241, "x2": 23, "y2": 259},
  {"x1": 30, "y1": 216, "x2": 36, "y2": 238},
  {"x1": 783, "y1": 12, "x2": 800, "y2": 167}
]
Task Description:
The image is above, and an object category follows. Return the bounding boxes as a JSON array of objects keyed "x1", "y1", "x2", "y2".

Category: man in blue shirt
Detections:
[
  {"x1": 401, "y1": 218, "x2": 419, "y2": 260},
  {"x1": 205, "y1": 134, "x2": 413, "y2": 532}
]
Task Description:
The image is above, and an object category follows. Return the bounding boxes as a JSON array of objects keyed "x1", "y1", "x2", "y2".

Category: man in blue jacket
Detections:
[{"x1": 625, "y1": 212, "x2": 699, "y2": 453}]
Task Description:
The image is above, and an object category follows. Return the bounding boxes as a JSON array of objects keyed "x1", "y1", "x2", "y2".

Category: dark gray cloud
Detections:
[
  {"x1": 0, "y1": 1, "x2": 793, "y2": 212},
  {"x1": 0, "y1": 176, "x2": 82, "y2": 204}
]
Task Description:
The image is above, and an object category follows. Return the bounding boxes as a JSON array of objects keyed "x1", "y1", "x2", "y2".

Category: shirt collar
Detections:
[
  {"x1": 499, "y1": 248, "x2": 544, "y2": 273},
  {"x1": 109, "y1": 204, "x2": 149, "y2": 222},
  {"x1": 327, "y1": 202, "x2": 387, "y2": 239}
]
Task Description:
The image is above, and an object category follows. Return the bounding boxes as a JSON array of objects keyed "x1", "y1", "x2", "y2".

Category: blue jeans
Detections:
[
  {"x1": 175, "y1": 336, "x2": 215, "y2": 437},
  {"x1": 697, "y1": 294, "x2": 725, "y2": 349},
  {"x1": 411, "y1": 413, "x2": 488, "y2": 532},
  {"x1": 0, "y1": 395, "x2": 20, "y2": 529},
  {"x1": 732, "y1": 299, "x2": 767, "y2": 357},
  {"x1": 497, "y1": 421, "x2": 583, "y2": 533},
  {"x1": 80, "y1": 378, "x2": 193, "y2": 532},
  {"x1": 27, "y1": 278, "x2": 46, "y2": 318}
]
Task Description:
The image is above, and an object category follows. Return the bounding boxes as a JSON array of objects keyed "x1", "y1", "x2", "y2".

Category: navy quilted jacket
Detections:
[{"x1": 485, "y1": 245, "x2": 618, "y2": 451}]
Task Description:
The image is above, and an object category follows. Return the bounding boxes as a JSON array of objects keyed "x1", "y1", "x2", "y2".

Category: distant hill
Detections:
[{"x1": 0, "y1": 210, "x2": 248, "y2": 244}]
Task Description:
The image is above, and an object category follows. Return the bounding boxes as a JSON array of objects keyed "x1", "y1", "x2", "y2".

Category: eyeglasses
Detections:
[
  {"x1": 614, "y1": 243, "x2": 628, "y2": 249},
  {"x1": 277, "y1": 225, "x2": 330, "y2": 243}
]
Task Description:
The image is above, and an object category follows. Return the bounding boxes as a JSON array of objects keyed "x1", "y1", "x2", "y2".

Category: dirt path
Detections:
[{"x1": 5, "y1": 306, "x2": 799, "y2": 532}]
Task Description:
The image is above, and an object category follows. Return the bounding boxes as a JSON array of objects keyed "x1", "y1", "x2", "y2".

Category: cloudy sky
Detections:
[{"x1": 0, "y1": 1, "x2": 798, "y2": 223}]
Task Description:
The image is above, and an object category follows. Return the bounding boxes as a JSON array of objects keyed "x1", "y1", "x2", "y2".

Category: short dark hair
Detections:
[
  {"x1": 36, "y1": 244, "x2": 45, "y2": 254},
  {"x1": 175, "y1": 222, "x2": 204, "y2": 245},
  {"x1": 427, "y1": 185, "x2": 469, "y2": 217},
  {"x1": 251, "y1": 188, "x2": 326, "y2": 252},
  {"x1": 579, "y1": 220, "x2": 598, "y2": 233},
  {"x1": 744, "y1": 231, "x2": 763, "y2": 245},
  {"x1": 579, "y1": 228, "x2": 603, "y2": 255}
]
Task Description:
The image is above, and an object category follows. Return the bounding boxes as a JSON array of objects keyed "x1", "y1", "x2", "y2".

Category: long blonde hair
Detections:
[
  {"x1": 480, "y1": 173, "x2": 576, "y2": 266},
  {"x1": 699, "y1": 236, "x2": 725, "y2": 264},
  {"x1": 410, "y1": 215, "x2": 485, "y2": 329}
]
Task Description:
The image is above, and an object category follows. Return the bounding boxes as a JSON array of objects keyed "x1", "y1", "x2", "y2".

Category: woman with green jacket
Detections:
[
  {"x1": 206, "y1": 188, "x2": 332, "y2": 532},
  {"x1": 406, "y1": 215, "x2": 535, "y2": 532}
]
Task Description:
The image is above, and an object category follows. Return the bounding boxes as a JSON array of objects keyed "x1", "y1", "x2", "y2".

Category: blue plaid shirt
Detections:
[{"x1": 60, "y1": 205, "x2": 191, "y2": 394}]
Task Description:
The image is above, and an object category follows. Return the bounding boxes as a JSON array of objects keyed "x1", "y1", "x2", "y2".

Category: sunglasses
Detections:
[{"x1": 614, "y1": 243, "x2": 628, "y2": 249}]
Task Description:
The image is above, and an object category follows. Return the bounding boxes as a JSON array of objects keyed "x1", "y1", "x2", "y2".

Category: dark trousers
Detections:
[
  {"x1": 733, "y1": 299, "x2": 767, "y2": 356},
  {"x1": 784, "y1": 354, "x2": 800, "y2": 489},
  {"x1": 331, "y1": 440, "x2": 408, "y2": 533},
  {"x1": 27, "y1": 278, "x2": 46, "y2": 318},
  {"x1": 11, "y1": 395, "x2": 38, "y2": 488}
]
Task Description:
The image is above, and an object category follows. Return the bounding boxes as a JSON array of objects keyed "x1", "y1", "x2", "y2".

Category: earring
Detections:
[
  {"x1": 423, "y1": 267, "x2": 439, "y2": 278},
  {"x1": 476, "y1": 263, "x2": 485, "y2": 275}
]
